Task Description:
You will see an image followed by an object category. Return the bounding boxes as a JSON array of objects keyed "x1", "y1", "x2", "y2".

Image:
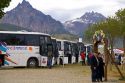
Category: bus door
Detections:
[
  {"x1": 52, "y1": 39, "x2": 58, "y2": 65},
  {"x1": 73, "y1": 43, "x2": 79, "y2": 63},
  {"x1": 64, "y1": 42, "x2": 72, "y2": 64},
  {"x1": 39, "y1": 36, "x2": 48, "y2": 66}
]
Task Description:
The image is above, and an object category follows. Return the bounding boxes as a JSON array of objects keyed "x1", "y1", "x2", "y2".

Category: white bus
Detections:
[
  {"x1": 57, "y1": 39, "x2": 72, "y2": 64},
  {"x1": 0, "y1": 31, "x2": 53, "y2": 68},
  {"x1": 56, "y1": 39, "x2": 83, "y2": 64}
]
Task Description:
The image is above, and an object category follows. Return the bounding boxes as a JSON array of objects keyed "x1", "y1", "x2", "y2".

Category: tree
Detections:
[
  {"x1": 0, "y1": 0, "x2": 11, "y2": 18},
  {"x1": 116, "y1": 8, "x2": 125, "y2": 54},
  {"x1": 84, "y1": 17, "x2": 120, "y2": 45},
  {"x1": 84, "y1": 23, "x2": 100, "y2": 43},
  {"x1": 84, "y1": 9, "x2": 125, "y2": 80}
]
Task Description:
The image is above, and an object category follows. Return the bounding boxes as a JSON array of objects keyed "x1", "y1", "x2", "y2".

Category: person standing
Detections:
[
  {"x1": 47, "y1": 52, "x2": 53, "y2": 69},
  {"x1": 97, "y1": 53, "x2": 105, "y2": 82},
  {"x1": 80, "y1": 51, "x2": 85, "y2": 66},
  {"x1": 121, "y1": 55, "x2": 125, "y2": 70},
  {"x1": 90, "y1": 52, "x2": 99, "y2": 82},
  {"x1": 0, "y1": 59, "x2": 2, "y2": 67},
  {"x1": 88, "y1": 52, "x2": 93, "y2": 65},
  {"x1": 47, "y1": 44, "x2": 53, "y2": 69},
  {"x1": 118, "y1": 54, "x2": 121, "y2": 65}
]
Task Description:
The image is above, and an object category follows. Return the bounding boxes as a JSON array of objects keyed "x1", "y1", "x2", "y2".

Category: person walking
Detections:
[{"x1": 90, "y1": 52, "x2": 99, "y2": 82}]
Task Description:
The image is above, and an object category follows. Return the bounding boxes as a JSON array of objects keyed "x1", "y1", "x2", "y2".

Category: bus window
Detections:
[
  {"x1": 25, "y1": 35, "x2": 39, "y2": 46},
  {"x1": 15, "y1": 35, "x2": 25, "y2": 45},
  {"x1": 57, "y1": 41, "x2": 61, "y2": 51},
  {"x1": 52, "y1": 39, "x2": 56, "y2": 52},
  {"x1": 45, "y1": 36, "x2": 51, "y2": 44},
  {"x1": 64, "y1": 42, "x2": 71, "y2": 51},
  {"x1": 0, "y1": 34, "x2": 25, "y2": 45},
  {"x1": 47, "y1": 44, "x2": 53, "y2": 52},
  {"x1": 40, "y1": 36, "x2": 45, "y2": 44},
  {"x1": 73, "y1": 43, "x2": 79, "y2": 55}
]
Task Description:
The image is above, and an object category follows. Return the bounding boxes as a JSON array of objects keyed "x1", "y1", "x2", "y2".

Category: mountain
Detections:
[
  {"x1": 0, "y1": 0, "x2": 68, "y2": 34},
  {"x1": 64, "y1": 11, "x2": 106, "y2": 36},
  {"x1": 0, "y1": 23, "x2": 31, "y2": 31}
]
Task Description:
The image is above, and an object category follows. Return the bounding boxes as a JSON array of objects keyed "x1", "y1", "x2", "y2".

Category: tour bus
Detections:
[
  {"x1": 57, "y1": 39, "x2": 73, "y2": 64},
  {"x1": 0, "y1": 31, "x2": 53, "y2": 67},
  {"x1": 51, "y1": 37, "x2": 59, "y2": 65},
  {"x1": 56, "y1": 39, "x2": 86, "y2": 64}
]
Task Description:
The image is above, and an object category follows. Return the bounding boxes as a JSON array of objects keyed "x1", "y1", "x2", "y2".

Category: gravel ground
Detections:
[{"x1": 0, "y1": 64, "x2": 124, "y2": 83}]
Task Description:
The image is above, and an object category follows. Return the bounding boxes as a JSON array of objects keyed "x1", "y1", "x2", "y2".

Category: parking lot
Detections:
[{"x1": 0, "y1": 64, "x2": 124, "y2": 83}]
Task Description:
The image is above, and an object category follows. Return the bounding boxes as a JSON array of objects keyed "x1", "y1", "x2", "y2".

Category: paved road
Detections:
[{"x1": 0, "y1": 64, "x2": 123, "y2": 83}]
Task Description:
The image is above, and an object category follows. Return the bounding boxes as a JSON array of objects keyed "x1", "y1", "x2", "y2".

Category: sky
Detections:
[{"x1": 4, "y1": 0, "x2": 125, "y2": 22}]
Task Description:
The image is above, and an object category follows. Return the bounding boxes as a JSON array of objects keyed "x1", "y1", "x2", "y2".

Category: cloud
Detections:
[
  {"x1": 83, "y1": 5, "x2": 103, "y2": 12},
  {"x1": 44, "y1": 5, "x2": 104, "y2": 22},
  {"x1": 115, "y1": 0, "x2": 125, "y2": 4},
  {"x1": 4, "y1": 0, "x2": 125, "y2": 22},
  {"x1": 45, "y1": 8, "x2": 87, "y2": 22}
]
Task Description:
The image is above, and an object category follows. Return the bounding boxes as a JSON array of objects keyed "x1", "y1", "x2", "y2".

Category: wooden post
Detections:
[
  {"x1": 107, "y1": 50, "x2": 124, "y2": 79},
  {"x1": 93, "y1": 42, "x2": 98, "y2": 53},
  {"x1": 93, "y1": 30, "x2": 124, "y2": 82},
  {"x1": 104, "y1": 40, "x2": 108, "y2": 81},
  {"x1": 123, "y1": 35, "x2": 125, "y2": 56}
]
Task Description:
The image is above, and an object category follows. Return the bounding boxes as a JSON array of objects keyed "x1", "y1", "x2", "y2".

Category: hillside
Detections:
[
  {"x1": 0, "y1": 23, "x2": 31, "y2": 31},
  {"x1": 0, "y1": 0, "x2": 68, "y2": 34}
]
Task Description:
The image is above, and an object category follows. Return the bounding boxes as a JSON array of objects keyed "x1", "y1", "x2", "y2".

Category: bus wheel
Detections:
[{"x1": 27, "y1": 58, "x2": 38, "y2": 68}]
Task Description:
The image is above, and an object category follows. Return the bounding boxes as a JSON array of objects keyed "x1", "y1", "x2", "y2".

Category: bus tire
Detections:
[{"x1": 27, "y1": 58, "x2": 38, "y2": 68}]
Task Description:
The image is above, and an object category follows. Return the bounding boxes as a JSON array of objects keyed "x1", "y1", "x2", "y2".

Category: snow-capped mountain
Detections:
[{"x1": 64, "y1": 11, "x2": 106, "y2": 36}]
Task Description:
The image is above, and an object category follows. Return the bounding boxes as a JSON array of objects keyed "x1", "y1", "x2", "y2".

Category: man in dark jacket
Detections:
[
  {"x1": 90, "y1": 52, "x2": 99, "y2": 82},
  {"x1": 97, "y1": 53, "x2": 105, "y2": 82}
]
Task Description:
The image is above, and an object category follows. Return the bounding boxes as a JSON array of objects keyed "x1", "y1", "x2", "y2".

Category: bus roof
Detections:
[
  {"x1": 85, "y1": 44, "x2": 93, "y2": 46},
  {"x1": 56, "y1": 39, "x2": 77, "y2": 43},
  {"x1": 51, "y1": 37, "x2": 56, "y2": 40},
  {"x1": 0, "y1": 31, "x2": 50, "y2": 36}
]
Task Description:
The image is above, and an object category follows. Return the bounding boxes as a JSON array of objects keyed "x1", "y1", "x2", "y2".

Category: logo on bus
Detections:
[
  {"x1": 8, "y1": 46, "x2": 27, "y2": 50},
  {"x1": 28, "y1": 47, "x2": 33, "y2": 52},
  {"x1": 42, "y1": 58, "x2": 46, "y2": 64}
]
